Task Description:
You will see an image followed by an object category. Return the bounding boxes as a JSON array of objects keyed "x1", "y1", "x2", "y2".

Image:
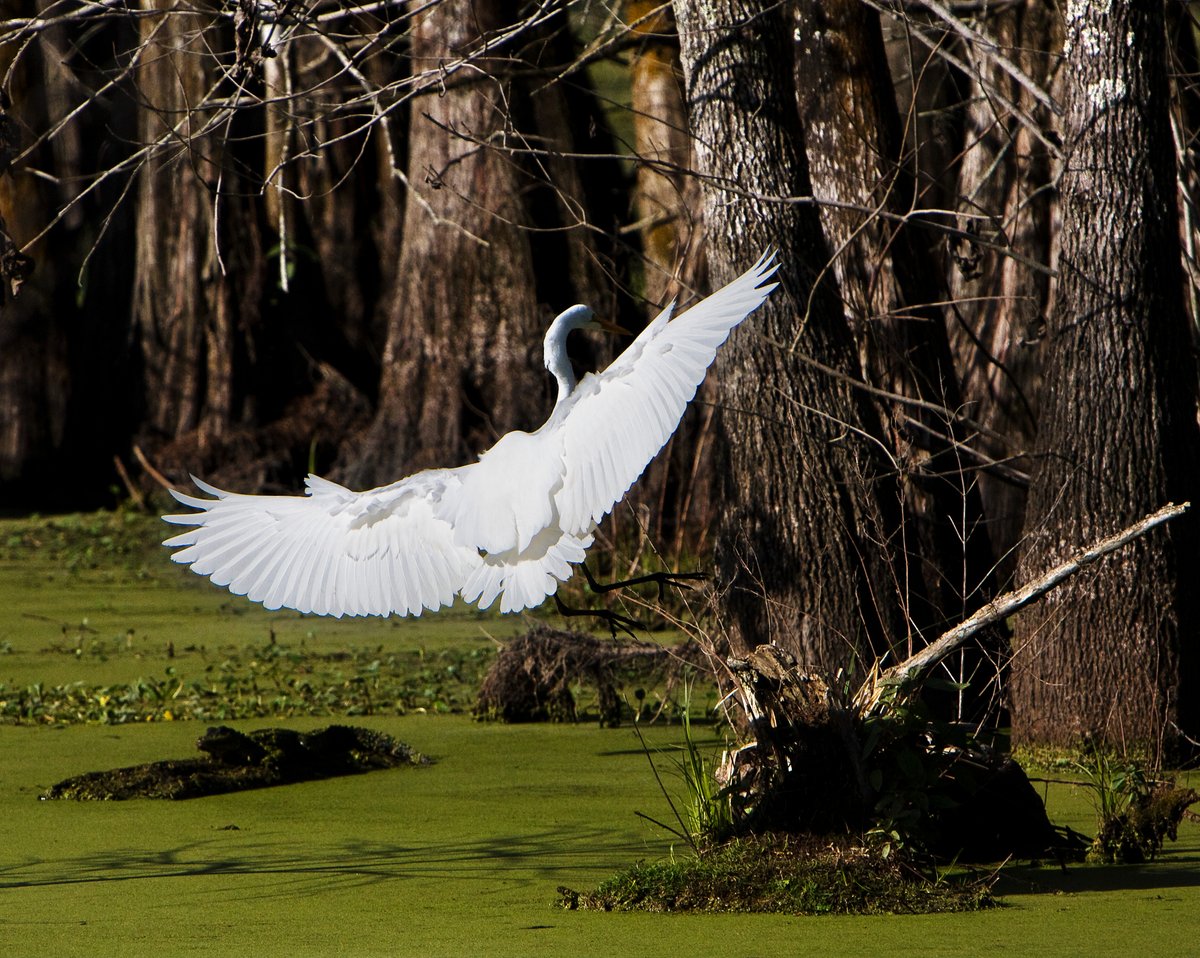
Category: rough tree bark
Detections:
[
  {"x1": 794, "y1": 0, "x2": 1000, "y2": 646},
  {"x1": 0, "y1": 0, "x2": 136, "y2": 507},
  {"x1": 0, "y1": 0, "x2": 66, "y2": 497},
  {"x1": 674, "y1": 0, "x2": 905, "y2": 670},
  {"x1": 341, "y1": 1, "x2": 627, "y2": 490},
  {"x1": 1012, "y1": 0, "x2": 1200, "y2": 754},
  {"x1": 339, "y1": 0, "x2": 544, "y2": 486},
  {"x1": 131, "y1": 0, "x2": 265, "y2": 447},
  {"x1": 793, "y1": 1, "x2": 1011, "y2": 725},
  {"x1": 943, "y1": 2, "x2": 1063, "y2": 583}
]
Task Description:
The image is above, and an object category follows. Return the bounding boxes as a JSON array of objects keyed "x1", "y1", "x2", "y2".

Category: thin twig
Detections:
[{"x1": 132, "y1": 444, "x2": 176, "y2": 492}]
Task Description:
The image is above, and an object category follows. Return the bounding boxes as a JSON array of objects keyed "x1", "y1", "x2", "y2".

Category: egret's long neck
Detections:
[{"x1": 544, "y1": 305, "x2": 591, "y2": 408}]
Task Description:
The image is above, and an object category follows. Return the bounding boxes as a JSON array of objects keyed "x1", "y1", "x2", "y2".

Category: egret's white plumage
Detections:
[{"x1": 164, "y1": 250, "x2": 779, "y2": 617}]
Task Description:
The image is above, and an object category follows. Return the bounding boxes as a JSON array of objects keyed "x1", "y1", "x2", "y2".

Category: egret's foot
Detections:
[
  {"x1": 553, "y1": 593, "x2": 643, "y2": 640},
  {"x1": 581, "y1": 563, "x2": 707, "y2": 601}
]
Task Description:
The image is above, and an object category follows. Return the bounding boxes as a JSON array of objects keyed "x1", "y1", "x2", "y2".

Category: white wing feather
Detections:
[
  {"x1": 554, "y1": 249, "x2": 778, "y2": 533},
  {"x1": 163, "y1": 249, "x2": 778, "y2": 617},
  {"x1": 163, "y1": 472, "x2": 482, "y2": 617}
]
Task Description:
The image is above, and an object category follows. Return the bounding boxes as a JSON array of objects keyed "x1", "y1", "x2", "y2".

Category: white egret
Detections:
[{"x1": 164, "y1": 250, "x2": 779, "y2": 618}]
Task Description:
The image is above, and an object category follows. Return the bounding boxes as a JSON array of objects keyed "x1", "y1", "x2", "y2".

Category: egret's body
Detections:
[{"x1": 164, "y1": 251, "x2": 779, "y2": 616}]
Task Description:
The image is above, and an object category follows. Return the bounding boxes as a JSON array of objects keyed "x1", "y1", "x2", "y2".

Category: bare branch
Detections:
[{"x1": 860, "y1": 501, "x2": 1192, "y2": 711}]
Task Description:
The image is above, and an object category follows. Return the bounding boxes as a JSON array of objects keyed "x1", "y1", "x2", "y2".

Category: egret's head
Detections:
[
  {"x1": 557, "y1": 304, "x2": 595, "y2": 333},
  {"x1": 544, "y1": 305, "x2": 629, "y2": 375},
  {"x1": 545, "y1": 305, "x2": 591, "y2": 371}
]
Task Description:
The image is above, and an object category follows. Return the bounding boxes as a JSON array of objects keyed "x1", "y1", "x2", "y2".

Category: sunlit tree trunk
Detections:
[
  {"x1": 621, "y1": 1, "x2": 715, "y2": 556},
  {"x1": 625, "y1": 0, "x2": 703, "y2": 303},
  {"x1": 341, "y1": 0, "x2": 605, "y2": 487},
  {"x1": 1011, "y1": 0, "x2": 1200, "y2": 755}
]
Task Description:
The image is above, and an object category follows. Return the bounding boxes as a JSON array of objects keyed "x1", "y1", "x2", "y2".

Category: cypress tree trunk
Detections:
[
  {"x1": 623, "y1": 1, "x2": 714, "y2": 554},
  {"x1": 131, "y1": 0, "x2": 264, "y2": 447},
  {"x1": 795, "y1": 0, "x2": 999, "y2": 638},
  {"x1": 339, "y1": 0, "x2": 543, "y2": 486},
  {"x1": 0, "y1": 0, "x2": 64, "y2": 495},
  {"x1": 794, "y1": 1, "x2": 1006, "y2": 721},
  {"x1": 342, "y1": 0, "x2": 633, "y2": 489},
  {"x1": 1012, "y1": 0, "x2": 1200, "y2": 755},
  {"x1": 675, "y1": 0, "x2": 904, "y2": 670},
  {"x1": 626, "y1": 0, "x2": 703, "y2": 303},
  {"x1": 944, "y1": 2, "x2": 1063, "y2": 583}
]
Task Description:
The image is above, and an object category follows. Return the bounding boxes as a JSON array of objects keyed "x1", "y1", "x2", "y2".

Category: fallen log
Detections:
[{"x1": 858, "y1": 501, "x2": 1190, "y2": 714}]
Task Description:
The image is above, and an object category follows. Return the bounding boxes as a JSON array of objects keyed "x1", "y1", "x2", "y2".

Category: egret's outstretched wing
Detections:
[
  {"x1": 163, "y1": 472, "x2": 482, "y2": 617},
  {"x1": 553, "y1": 249, "x2": 779, "y2": 532},
  {"x1": 163, "y1": 249, "x2": 779, "y2": 619}
]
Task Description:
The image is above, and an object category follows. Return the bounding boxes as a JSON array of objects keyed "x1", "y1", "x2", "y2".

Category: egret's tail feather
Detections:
[{"x1": 461, "y1": 528, "x2": 593, "y2": 614}]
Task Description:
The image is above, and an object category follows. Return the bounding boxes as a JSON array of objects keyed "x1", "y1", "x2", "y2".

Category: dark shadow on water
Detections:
[
  {"x1": 0, "y1": 826, "x2": 645, "y2": 899},
  {"x1": 994, "y1": 855, "x2": 1200, "y2": 898},
  {"x1": 597, "y1": 734, "x2": 727, "y2": 758},
  {"x1": 8, "y1": 815, "x2": 1197, "y2": 906}
]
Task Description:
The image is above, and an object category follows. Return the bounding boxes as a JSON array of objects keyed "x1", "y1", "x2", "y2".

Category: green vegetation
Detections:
[
  {"x1": 1068, "y1": 746, "x2": 1198, "y2": 864},
  {"x1": 1, "y1": 511, "x2": 1199, "y2": 957},
  {"x1": 559, "y1": 835, "x2": 994, "y2": 915},
  {"x1": 0, "y1": 510, "x2": 694, "y2": 727},
  {"x1": 0, "y1": 511, "x2": 509, "y2": 729},
  {"x1": 1016, "y1": 743, "x2": 1200, "y2": 864},
  {"x1": 1, "y1": 638, "x2": 494, "y2": 725}
]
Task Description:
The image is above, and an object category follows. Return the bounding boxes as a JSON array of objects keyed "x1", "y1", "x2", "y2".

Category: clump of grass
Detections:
[
  {"x1": 632, "y1": 682, "x2": 732, "y2": 851},
  {"x1": 1074, "y1": 747, "x2": 1199, "y2": 864},
  {"x1": 558, "y1": 834, "x2": 995, "y2": 915},
  {"x1": 673, "y1": 705, "x2": 733, "y2": 844}
]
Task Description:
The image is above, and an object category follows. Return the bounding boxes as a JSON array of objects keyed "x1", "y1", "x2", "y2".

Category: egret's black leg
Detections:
[
  {"x1": 553, "y1": 566, "x2": 707, "y2": 639},
  {"x1": 580, "y1": 563, "x2": 707, "y2": 601},
  {"x1": 554, "y1": 593, "x2": 642, "y2": 640}
]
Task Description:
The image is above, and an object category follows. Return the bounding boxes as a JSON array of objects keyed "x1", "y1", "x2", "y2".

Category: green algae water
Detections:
[
  {"x1": 1, "y1": 512, "x2": 1199, "y2": 957},
  {"x1": 4, "y1": 717, "x2": 1199, "y2": 958}
]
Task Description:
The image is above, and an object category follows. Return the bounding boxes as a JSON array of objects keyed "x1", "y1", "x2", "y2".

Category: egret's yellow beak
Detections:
[{"x1": 586, "y1": 317, "x2": 632, "y2": 336}]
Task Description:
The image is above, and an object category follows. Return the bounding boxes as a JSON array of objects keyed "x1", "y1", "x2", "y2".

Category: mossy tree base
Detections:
[{"x1": 558, "y1": 834, "x2": 995, "y2": 915}]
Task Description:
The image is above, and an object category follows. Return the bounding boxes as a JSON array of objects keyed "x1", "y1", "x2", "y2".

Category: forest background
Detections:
[{"x1": 2, "y1": 0, "x2": 1199, "y2": 760}]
